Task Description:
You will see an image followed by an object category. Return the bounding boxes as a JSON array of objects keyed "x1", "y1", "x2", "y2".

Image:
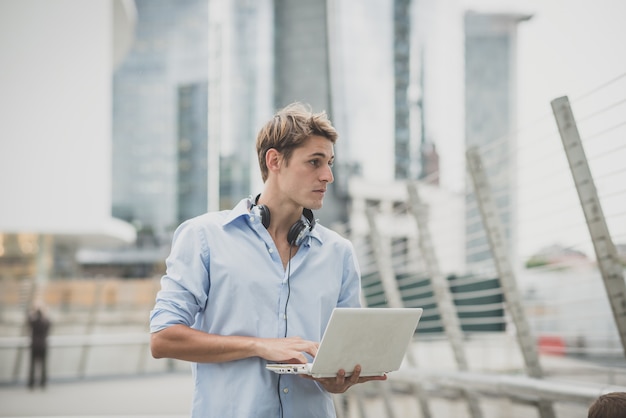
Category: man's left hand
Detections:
[{"x1": 301, "y1": 364, "x2": 387, "y2": 394}]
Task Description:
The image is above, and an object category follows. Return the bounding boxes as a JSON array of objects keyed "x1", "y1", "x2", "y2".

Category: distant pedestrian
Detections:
[
  {"x1": 588, "y1": 392, "x2": 626, "y2": 418},
  {"x1": 27, "y1": 307, "x2": 51, "y2": 389}
]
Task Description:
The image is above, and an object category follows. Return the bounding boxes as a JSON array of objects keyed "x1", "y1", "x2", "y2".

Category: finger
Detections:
[
  {"x1": 358, "y1": 374, "x2": 387, "y2": 383},
  {"x1": 292, "y1": 339, "x2": 318, "y2": 358},
  {"x1": 308, "y1": 341, "x2": 319, "y2": 357},
  {"x1": 349, "y1": 365, "x2": 362, "y2": 383},
  {"x1": 305, "y1": 343, "x2": 318, "y2": 359},
  {"x1": 281, "y1": 352, "x2": 308, "y2": 364},
  {"x1": 335, "y1": 369, "x2": 346, "y2": 384}
]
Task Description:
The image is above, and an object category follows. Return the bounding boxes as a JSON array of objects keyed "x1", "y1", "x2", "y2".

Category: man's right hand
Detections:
[{"x1": 256, "y1": 336, "x2": 319, "y2": 364}]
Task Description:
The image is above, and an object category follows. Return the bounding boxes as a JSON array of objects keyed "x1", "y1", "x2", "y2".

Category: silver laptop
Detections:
[{"x1": 265, "y1": 307, "x2": 423, "y2": 378}]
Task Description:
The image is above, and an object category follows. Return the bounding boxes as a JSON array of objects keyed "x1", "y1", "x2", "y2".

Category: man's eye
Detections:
[{"x1": 309, "y1": 159, "x2": 333, "y2": 167}]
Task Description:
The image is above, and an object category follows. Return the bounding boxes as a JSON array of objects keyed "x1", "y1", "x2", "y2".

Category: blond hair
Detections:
[{"x1": 256, "y1": 102, "x2": 337, "y2": 182}]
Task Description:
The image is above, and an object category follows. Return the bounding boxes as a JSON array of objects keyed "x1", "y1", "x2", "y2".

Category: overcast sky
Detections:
[
  {"x1": 513, "y1": 0, "x2": 626, "y2": 258},
  {"x1": 516, "y1": 0, "x2": 626, "y2": 124}
]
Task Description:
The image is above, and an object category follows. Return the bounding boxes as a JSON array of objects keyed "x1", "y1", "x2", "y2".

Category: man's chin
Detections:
[{"x1": 309, "y1": 200, "x2": 324, "y2": 211}]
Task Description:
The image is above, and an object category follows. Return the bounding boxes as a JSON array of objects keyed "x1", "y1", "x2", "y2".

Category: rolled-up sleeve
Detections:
[{"x1": 150, "y1": 218, "x2": 211, "y2": 333}]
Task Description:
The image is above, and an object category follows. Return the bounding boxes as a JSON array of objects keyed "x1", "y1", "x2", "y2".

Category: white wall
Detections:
[{"x1": 0, "y1": 0, "x2": 134, "y2": 243}]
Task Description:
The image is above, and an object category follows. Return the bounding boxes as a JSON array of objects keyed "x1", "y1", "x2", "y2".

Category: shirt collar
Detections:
[{"x1": 222, "y1": 197, "x2": 253, "y2": 226}]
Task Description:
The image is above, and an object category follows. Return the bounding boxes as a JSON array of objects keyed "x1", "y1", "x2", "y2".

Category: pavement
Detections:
[
  {"x1": 1, "y1": 354, "x2": 620, "y2": 418},
  {"x1": 0, "y1": 372, "x2": 193, "y2": 418}
]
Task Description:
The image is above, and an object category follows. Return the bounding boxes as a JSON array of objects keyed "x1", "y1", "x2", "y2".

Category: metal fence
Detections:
[
  {"x1": 0, "y1": 278, "x2": 189, "y2": 383},
  {"x1": 333, "y1": 75, "x2": 626, "y2": 417}
]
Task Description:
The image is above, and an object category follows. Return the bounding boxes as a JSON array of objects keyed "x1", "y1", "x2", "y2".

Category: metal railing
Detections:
[{"x1": 337, "y1": 78, "x2": 626, "y2": 417}]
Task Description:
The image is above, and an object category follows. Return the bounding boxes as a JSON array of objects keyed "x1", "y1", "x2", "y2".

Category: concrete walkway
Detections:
[{"x1": 0, "y1": 373, "x2": 193, "y2": 418}]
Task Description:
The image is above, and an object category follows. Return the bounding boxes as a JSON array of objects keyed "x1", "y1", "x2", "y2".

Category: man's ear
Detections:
[{"x1": 265, "y1": 148, "x2": 283, "y2": 173}]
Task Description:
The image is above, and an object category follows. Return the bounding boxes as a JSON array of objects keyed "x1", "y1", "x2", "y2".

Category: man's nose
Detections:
[{"x1": 321, "y1": 164, "x2": 334, "y2": 183}]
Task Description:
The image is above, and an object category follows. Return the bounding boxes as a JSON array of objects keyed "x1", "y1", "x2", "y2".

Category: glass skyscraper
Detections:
[
  {"x1": 464, "y1": 11, "x2": 530, "y2": 271},
  {"x1": 112, "y1": 0, "x2": 208, "y2": 240}
]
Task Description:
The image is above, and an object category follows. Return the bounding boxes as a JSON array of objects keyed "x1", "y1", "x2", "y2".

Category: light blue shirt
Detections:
[{"x1": 150, "y1": 198, "x2": 362, "y2": 418}]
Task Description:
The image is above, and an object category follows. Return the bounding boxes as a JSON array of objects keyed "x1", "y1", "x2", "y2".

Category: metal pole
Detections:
[
  {"x1": 207, "y1": 1, "x2": 223, "y2": 212},
  {"x1": 12, "y1": 278, "x2": 37, "y2": 383},
  {"x1": 466, "y1": 147, "x2": 556, "y2": 418},
  {"x1": 406, "y1": 181, "x2": 483, "y2": 418},
  {"x1": 78, "y1": 281, "x2": 104, "y2": 378},
  {"x1": 551, "y1": 96, "x2": 626, "y2": 357},
  {"x1": 364, "y1": 206, "x2": 432, "y2": 418},
  {"x1": 364, "y1": 206, "x2": 404, "y2": 309}
]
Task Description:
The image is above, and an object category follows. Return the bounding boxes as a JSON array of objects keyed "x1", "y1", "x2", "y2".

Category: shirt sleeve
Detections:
[{"x1": 149, "y1": 218, "x2": 211, "y2": 333}]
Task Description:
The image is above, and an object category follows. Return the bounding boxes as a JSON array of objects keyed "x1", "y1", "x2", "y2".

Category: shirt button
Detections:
[
  {"x1": 249, "y1": 216, "x2": 254, "y2": 222},
  {"x1": 268, "y1": 248, "x2": 274, "y2": 253},
  {"x1": 283, "y1": 388, "x2": 289, "y2": 394}
]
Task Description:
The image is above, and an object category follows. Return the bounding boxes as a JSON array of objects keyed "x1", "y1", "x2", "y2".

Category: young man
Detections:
[{"x1": 150, "y1": 103, "x2": 385, "y2": 417}]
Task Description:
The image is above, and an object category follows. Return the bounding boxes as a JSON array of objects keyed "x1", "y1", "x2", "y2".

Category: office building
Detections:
[
  {"x1": 464, "y1": 11, "x2": 530, "y2": 271},
  {"x1": 112, "y1": 0, "x2": 209, "y2": 240}
]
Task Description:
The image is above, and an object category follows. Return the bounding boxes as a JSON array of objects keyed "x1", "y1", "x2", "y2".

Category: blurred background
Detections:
[{"x1": 1, "y1": 0, "x2": 625, "y2": 417}]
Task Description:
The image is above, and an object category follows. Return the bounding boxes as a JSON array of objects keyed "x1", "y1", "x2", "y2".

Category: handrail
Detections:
[
  {"x1": 0, "y1": 333, "x2": 149, "y2": 349},
  {"x1": 389, "y1": 368, "x2": 626, "y2": 405},
  {"x1": 2, "y1": 332, "x2": 625, "y2": 410}
]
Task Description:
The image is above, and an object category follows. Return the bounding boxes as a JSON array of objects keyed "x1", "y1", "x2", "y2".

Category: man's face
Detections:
[{"x1": 279, "y1": 135, "x2": 334, "y2": 210}]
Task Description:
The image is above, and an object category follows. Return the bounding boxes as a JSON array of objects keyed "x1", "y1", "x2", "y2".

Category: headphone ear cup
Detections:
[
  {"x1": 257, "y1": 205, "x2": 271, "y2": 229},
  {"x1": 287, "y1": 219, "x2": 311, "y2": 247}
]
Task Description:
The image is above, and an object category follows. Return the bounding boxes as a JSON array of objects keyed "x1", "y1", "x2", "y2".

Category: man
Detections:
[
  {"x1": 28, "y1": 307, "x2": 50, "y2": 389},
  {"x1": 588, "y1": 392, "x2": 626, "y2": 418},
  {"x1": 150, "y1": 103, "x2": 385, "y2": 417}
]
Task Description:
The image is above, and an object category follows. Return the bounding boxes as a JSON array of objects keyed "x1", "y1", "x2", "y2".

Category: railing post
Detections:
[
  {"x1": 364, "y1": 206, "x2": 432, "y2": 418},
  {"x1": 364, "y1": 206, "x2": 404, "y2": 309},
  {"x1": 407, "y1": 181, "x2": 483, "y2": 418},
  {"x1": 12, "y1": 278, "x2": 37, "y2": 383},
  {"x1": 78, "y1": 281, "x2": 104, "y2": 378},
  {"x1": 551, "y1": 95, "x2": 626, "y2": 357},
  {"x1": 466, "y1": 147, "x2": 556, "y2": 418}
]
